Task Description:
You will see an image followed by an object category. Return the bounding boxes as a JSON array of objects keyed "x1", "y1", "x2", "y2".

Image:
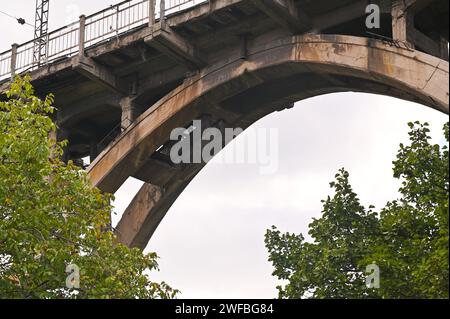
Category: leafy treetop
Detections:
[{"x1": 0, "y1": 76, "x2": 177, "y2": 299}]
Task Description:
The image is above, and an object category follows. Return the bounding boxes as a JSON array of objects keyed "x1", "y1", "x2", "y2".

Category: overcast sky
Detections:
[{"x1": 1, "y1": 0, "x2": 448, "y2": 299}]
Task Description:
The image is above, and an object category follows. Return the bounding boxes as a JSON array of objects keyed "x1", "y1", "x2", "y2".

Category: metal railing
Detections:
[
  {"x1": 166, "y1": 0, "x2": 203, "y2": 14},
  {"x1": 85, "y1": 0, "x2": 150, "y2": 48},
  {"x1": 0, "y1": 0, "x2": 206, "y2": 82}
]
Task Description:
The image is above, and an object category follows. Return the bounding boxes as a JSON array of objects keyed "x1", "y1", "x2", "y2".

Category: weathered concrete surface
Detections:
[
  {"x1": 87, "y1": 34, "x2": 449, "y2": 249},
  {"x1": 2, "y1": 0, "x2": 447, "y2": 250}
]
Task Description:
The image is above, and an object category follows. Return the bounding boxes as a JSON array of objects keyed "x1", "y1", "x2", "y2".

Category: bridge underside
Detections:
[
  {"x1": 1, "y1": 0, "x2": 449, "y2": 250},
  {"x1": 90, "y1": 33, "x2": 448, "y2": 249},
  {"x1": 1, "y1": 0, "x2": 447, "y2": 162}
]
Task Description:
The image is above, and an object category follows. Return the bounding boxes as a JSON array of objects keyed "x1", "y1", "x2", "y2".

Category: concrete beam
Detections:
[
  {"x1": 135, "y1": 65, "x2": 186, "y2": 99},
  {"x1": 73, "y1": 57, "x2": 125, "y2": 94},
  {"x1": 145, "y1": 23, "x2": 206, "y2": 70},
  {"x1": 57, "y1": 93, "x2": 121, "y2": 127},
  {"x1": 392, "y1": 0, "x2": 443, "y2": 56},
  {"x1": 313, "y1": 0, "x2": 369, "y2": 31},
  {"x1": 404, "y1": 0, "x2": 437, "y2": 13},
  {"x1": 73, "y1": 15, "x2": 127, "y2": 94},
  {"x1": 251, "y1": 0, "x2": 311, "y2": 33},
  {"x1": 133, "y1": 157, "x2": 182, "y2": 187}
]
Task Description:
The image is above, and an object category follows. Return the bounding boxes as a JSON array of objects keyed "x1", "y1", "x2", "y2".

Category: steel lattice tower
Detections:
[{"x1": 33, "y1": 0, "x2": 50, "y2": 66}]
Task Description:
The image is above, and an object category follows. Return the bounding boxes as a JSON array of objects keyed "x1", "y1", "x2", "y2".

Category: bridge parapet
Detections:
[{"x1": 0, "y1": 0, "x2": 205, "y2": 82}]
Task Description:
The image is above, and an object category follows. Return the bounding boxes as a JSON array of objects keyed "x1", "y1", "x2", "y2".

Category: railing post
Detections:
[
  {"x1": 160, "y1": 0, "x2": 166, "y2": 27},
  {"x1": 391, "y1": 0, "x2": 414, "y2": 47},
  {"x1": 116, "y1": 6, "x2": 120, "y2": 36},
  {"x1": 149, "y1": 0, "x2": 155, "y2": 27},
  {"x1": 10, "y1": 43, "x2": 18, "y2": 81},
  {"x1": 79, "y1": 15, "x2": 86, "y2": 58},
  {"x1": 45, "y1": 34, "x2": 50, "y2": 64}
]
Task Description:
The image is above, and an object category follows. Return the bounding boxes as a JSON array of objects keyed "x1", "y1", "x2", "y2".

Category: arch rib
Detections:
[{"x1": 86, "y1": 34, "x2": 449, "y2": 249}]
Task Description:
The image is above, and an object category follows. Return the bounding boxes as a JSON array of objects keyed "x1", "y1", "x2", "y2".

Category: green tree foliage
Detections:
[
  {"x1": 266, "y1": 122, "x2": 449, "y2": 299},
  {"x1": 0, "y1": 77, "x2": 177, "y2": 299}
]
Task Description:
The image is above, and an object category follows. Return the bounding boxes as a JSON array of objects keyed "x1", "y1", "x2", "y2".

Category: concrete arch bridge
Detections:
[{"x1": 0, "y1": 0, "x2": 448, "y2": 249}]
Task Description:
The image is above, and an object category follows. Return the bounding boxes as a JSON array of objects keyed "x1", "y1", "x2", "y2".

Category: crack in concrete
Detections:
[{"x1": 422, "y1": 60, "x2": 442, "y2": 90}]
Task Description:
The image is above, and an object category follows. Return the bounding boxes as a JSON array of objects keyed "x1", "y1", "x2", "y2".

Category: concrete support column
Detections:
[
  {"x1": 160, "y1": 0, "x2": 166, "y2": 27},
  {"x1": 148, "y1": 0, "x2": 155, "y2": 27},
  {"x1": 391, "y1": 0, "x2": 414, "y2": 47},
  {"x1": 120, "y1": 97, "x2": 139, "y2": 131},
  {"x1": 10, "y1": 43, "x2": 18, "y2": 80}
]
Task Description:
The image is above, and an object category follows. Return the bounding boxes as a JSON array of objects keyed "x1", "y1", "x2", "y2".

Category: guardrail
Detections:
[{"x1": 0, "y1": 0, "x2": 206, "y2": 82}]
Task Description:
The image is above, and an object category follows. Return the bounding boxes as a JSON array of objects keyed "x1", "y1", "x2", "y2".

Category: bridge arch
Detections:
[{"x1": 87, "y1": 34, "x2": 449, "y2": 249}]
